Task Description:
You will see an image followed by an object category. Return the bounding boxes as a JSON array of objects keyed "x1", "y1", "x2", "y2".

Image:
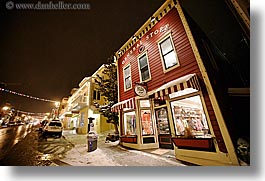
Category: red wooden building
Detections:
[{"x1": 112, "y1": 0, "x2": 240, "y2": 166}]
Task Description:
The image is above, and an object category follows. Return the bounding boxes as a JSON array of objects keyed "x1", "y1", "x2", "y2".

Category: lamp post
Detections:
[
  {"x1": 54, "y1": 101, "x2": 60, "y2": 119},
  {"x1": 1, "y1": 106, "x2": 11, "y2": 124}
]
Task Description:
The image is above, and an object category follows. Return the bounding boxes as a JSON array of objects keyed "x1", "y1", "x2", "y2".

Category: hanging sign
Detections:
[{"x1": 134, "y1": 85, "x2": 147, "y2": 97}]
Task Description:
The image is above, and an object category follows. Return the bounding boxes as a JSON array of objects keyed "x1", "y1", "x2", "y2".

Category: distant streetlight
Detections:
[
  {"x1": 55, "y1": 102, "x2": 60, "y2": 108},
  {"x1": 2, "y1": 106, "x2": 10, "y2": 111}
]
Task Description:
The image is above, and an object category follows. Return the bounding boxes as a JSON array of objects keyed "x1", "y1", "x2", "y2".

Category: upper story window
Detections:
[
  {"x1": 158, "y1": 34, "x2": 179, "y2": 72},
  {"x1": 123, "y1": 64, "x2": 132, "y2": 91},
  {"x1": 138, "y1": 53, "x2": 151, "y2": 82},
  {"x1": 93, "y1": 90, "x2": 101, "y2": 100}
]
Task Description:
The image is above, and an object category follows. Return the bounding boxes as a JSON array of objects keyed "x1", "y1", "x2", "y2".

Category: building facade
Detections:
[
  {"x1": 112, "y1": 0, "x2": 245, "y2": 166},
  {"x1": 59, "y1": 65, "x2": 114, "y2": 134}
]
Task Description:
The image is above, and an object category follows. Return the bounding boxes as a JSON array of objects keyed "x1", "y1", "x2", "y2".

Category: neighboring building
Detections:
[
  {"x1": 59, "y1": 65, "x2": 114, "y2": 134},
  {"x1": 112, "y1": 0, "x2": 248, "y2": 166},
  {"x1": 58, "y1": 97, "x2": 70, "y2": 129}
]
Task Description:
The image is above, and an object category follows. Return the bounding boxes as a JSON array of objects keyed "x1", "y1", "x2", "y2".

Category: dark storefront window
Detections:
[
  {"x1": 140, "y1": 110, "x2": 154, "y2": 135},
  {"x1": 155, "y1": 107, "x2": 170, "y2": 134}
]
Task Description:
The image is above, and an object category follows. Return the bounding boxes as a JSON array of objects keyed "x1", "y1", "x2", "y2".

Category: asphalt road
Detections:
[{"x1": 0, "y1": 125, "x2": 73, "y2": 166}]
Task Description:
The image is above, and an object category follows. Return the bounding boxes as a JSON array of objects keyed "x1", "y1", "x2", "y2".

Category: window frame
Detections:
[
  {"x1": 122, "y1": 110, "x2": 137, "y2": 136},
  {"x1": 123, "y1": 64, "x2": 132, "y2": 91},
  {"x1": 157, "y1": 33, "x2": 180, "y2": 73},
  {"x1": 169, "y1": 92, "x2": 211, "y2": 137},
  {"x1": 137, "y1": 51, "x2": 152, "y2": 83}
]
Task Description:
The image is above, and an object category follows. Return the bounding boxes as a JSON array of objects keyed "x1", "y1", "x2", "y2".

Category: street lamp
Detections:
[
  {"x1": 2, "y1": 106, "x2": 10, "y2": 111},
  {"x1": 54, "y1": 101, "x2": 60, "y2": 119},
  {"x1": 55, "y1": 102, "x2": 60, "y2": 108}
]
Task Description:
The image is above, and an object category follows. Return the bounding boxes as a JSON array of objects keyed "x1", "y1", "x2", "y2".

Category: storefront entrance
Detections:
[{"x1": 155, "y1": 106, "x2": 173, "y2": 149}]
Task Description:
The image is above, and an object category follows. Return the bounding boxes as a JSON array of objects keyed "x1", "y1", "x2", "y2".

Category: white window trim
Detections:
[
  {"x1": 137, "y1": 51, "x2": 152, "y2": 83},
  {"x1": 123, "y1": 63, "x2": 132, "y2": 92},
  {"x1": 157, "y1": 32, "x2": 180, "y2": 73}
]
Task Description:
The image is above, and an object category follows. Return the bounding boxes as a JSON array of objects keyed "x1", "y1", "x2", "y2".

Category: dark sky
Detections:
[{"x1": 0, "y1": 0, "x2": 165, "y2": 113}]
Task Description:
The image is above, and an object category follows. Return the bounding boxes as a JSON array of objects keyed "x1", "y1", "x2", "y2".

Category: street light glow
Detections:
[
  {"x1": 55, "y1": 102, "x2": 60, "y2": 107},
  {"x1": 2, "y1": 106, "x2": 10, "y2": 111}
]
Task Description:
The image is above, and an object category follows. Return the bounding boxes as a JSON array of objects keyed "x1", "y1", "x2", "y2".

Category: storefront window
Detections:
[
  {"x1": 171, "y1": 95, "x2": 210, "y2": 138},
  {"x1": 123, "y1": 111, "x2": 136, "y2": 136},
  {"x1": 140, "y1": 110, "x2": 154, "y2": 135},
  {"x1": 155, "y1": 107, "x2": 170, "y2": 134}
]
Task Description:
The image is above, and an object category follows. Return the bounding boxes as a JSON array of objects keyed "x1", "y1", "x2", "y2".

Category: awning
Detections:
[
  {"x1": 111, "y1": 98, "x2": 136, "y2": 112},
  {"x1": 149, "y1": 73, "x2": 201, "y2": 99}
]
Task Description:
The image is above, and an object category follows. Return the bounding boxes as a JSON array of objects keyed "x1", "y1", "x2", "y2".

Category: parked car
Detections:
[
  {"x1": 8, "y1": 121, "x2": 17, "y2": 126},
  {"x1": 42, "y1": 120, "x2": 63, "y2": 138}
]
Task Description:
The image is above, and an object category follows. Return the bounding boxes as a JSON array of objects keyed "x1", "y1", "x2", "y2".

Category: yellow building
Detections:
[{"x1": 59, "y1": 65, "x2": 114, "y2": 135}]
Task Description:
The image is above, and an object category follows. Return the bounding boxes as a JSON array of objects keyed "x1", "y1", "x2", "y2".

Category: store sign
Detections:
[
  {"x1": 121, "y1": 23, "x2": 170, "y2": 65},
  {"x1": 134, "y1": 85, "x2": 147, "y2": 97}
]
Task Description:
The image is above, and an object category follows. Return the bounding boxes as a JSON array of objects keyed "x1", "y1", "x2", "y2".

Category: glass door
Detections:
[{"x1": 155, "y1": 107, "x2": 173, "y2": 149}]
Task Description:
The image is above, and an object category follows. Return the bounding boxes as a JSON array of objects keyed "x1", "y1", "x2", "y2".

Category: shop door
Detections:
[{"x1": 155, "y1": 107, "x2": 173, "y2": 149}]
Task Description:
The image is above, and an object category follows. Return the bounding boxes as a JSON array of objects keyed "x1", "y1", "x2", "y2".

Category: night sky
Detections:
[{"x1": 0, "y1": 0, "x2": 165, "y2": 113}]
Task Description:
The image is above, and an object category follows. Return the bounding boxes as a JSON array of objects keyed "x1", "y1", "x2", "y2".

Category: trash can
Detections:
[{"x1": 87, "y1": 131, "x2": 98, "y2": 152}]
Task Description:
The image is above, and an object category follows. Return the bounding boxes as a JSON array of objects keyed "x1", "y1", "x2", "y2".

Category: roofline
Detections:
[{"x1": 114, "y1": 0, "x2": 178, "y2": 59}]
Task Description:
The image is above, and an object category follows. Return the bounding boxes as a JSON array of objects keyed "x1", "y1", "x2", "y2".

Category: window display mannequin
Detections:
[
  {"x1": 195, "y1": 118, "x2": 203, "y2": 131},
  {"x1": 175, "y1": 116, "x2": 185, "y2": 135}
]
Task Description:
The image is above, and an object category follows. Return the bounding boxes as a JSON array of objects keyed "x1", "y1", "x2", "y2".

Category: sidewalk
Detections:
[{"x1": 61, "y1": 130, "x2": 187, "y2": 166}]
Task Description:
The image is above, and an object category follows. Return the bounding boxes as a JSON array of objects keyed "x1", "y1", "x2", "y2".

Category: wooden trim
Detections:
[
  {"x1": 159, "y1": 134, "x2": 172, "y2": 144},
  {"x1": 120, "y1": 135, "x2": 137, "y2": 144},
  {"x1": 171, "y1": 137, "x2": 213, "y2": 150}
]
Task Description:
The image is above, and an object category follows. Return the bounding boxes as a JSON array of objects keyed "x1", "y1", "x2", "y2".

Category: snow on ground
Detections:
[{"x1": 61, "y1": 144, "x2": 121, "y2": 166}]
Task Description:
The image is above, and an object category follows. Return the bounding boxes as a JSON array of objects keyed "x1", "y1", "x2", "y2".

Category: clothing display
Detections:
[
  {"x1": 141, "y1": 110, "x2": 153, "y2": 135},
  {"x1": 171, "y1": 95, "x2": 210, "y2": 137}
]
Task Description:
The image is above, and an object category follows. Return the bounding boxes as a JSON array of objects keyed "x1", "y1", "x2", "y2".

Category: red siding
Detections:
[
  {"x1": 118, "y1": 8, "x2": 200, "y2": 101},
  {"x1": 117, "y1": 7, "x2": 228, "y2": 153}
]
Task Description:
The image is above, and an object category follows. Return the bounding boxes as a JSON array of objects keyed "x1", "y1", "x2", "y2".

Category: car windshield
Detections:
[{"x1": 49, "y1": 122, "x2": 62, "y2": 127}]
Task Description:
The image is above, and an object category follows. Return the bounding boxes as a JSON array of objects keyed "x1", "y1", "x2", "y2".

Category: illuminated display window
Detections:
[
  {"x1": 155, "y1": 107, "x2": 170, "y2": 134},
  {"x1": 140, "y1": 110, "x2": 154, "y2": 135},
  {"x1": 171, "y1": 95, "x2": 210, "y2": 138},
  {"x1": 123, "y1": 111, "x2": 136, "y2": 136}
]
